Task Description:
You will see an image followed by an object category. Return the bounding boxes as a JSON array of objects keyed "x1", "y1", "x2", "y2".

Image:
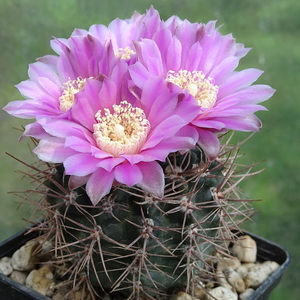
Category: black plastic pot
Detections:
[
  {"x1": 246, "y1": 231, "x2": 291, "y2": 300},
  {"x1": 0, "y1": 228, "x2": 48, "y2": 300},
  {"x1": 0, "y1": 228, "x2": 291, "y2": 300}
]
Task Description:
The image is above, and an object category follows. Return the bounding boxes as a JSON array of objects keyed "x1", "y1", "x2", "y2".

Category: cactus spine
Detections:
[{"x1": 21, "y1": 137, "x2": 255, "y2": 299}]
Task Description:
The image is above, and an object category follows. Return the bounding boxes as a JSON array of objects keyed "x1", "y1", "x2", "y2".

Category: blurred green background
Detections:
[{"x1": 0, "y1": 0, "x2": 299, "y2": 299}]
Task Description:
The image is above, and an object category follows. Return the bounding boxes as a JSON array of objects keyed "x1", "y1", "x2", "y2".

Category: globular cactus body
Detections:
[
  {"x1": 43, "y1": 147, "x2": 239, "y2": 298},
  {"x1": 2, "y1": 5, "x2": 273, "y2": 300}
]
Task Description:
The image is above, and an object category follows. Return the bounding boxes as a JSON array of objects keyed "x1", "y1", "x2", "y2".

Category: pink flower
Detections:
[
  {"x1": 69, "y1": 5, "x2": 162, "y2": 56},
  {"x1": 3, "y1": 40, "x2": 118, "y2": 121},
  {"x1": 3, "y1": 6, "x2": 162, "y2": 122},
  {"x1": 2, "y1": 6, "x2": 275, "y2": 205},
  {"x1": 129, "y1": 18, "x2": 275, "y2": 160},
  {"x1": 33, "y1": 75, "x2": 199, "y2": 205}
]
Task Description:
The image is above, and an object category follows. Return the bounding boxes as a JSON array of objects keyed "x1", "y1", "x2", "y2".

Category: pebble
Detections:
[
  {"x1": 39, "y1": 240, "x2": 54, "y2": 261},
  {"x1": 1, "y1": 233, "x2": 280, "y2": 300},
  {"x1": 243, "y1": 261, "x2": 279, "y2": 289},
  {"x1": 216, "y1": 270, "x2": 234, "y2": 291},
  {"x1": 39, "y1": 240, "x2": 53, "y2": 254},
  {"x1": 239, "y1": 288, "x2": 255, "y2": 300},
  {"x1": 171, "y1": 292, "x2": 194, "y2": 300},
  {"x1": 258, "y1": 260, "x2": 280, "y2": 276},
  {"x1": 191, "y1": 282, "x2": 207, "y2": 299},
  {"x1": 206, "y1": 281, "x2": 215, "y2": 289},
  {"x1": 232, "y1": 235, "x2": 257, "y2": 263},
  {"x1": 244, "y1": 269, "x2": 269, "y2": 288},
  {"x1": 207, "y1": 286, "x2": 238, "y2": 300},
  {"x1": 235, "y1": 265, "x2": 249, "y2": 279},
  {"x1": 0, "y1": 257, "x2": 13, "y2": 276},
  {"x1": 25, "y1": 264, "x2": 55, "y2": 296},
  {"x1": 9, "y1": 270, "x2": 28, "y2": 284},
  {"x1": 217, "y1": 257, "x2": 241, "y2": 272},
  {"x1": 242, "y1": 262, "x2": 257, "y2": 270},
  {"x1": 52, "y1": 284, "x2": 92, "y2": 300},
  {"x1": 223, "y1": 267, "x2": 246, "y2": 293},
  {"x1": 11, "y1": 240, "x2": 39, "y2": 271}
]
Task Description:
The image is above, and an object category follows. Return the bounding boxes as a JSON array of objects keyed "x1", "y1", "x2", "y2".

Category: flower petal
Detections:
[
  {"x1": 64, "y1": 153, "x2": 100, "y2": 176},
  {"x1": 114, "y1": 163, "x2": 143, "y2": 186},
  {"x1": 69, "y1": 175, "x2": 90, "y2": 190},
  {"x1": 34, "y1": 137, "x2": 77, "y2": 163},
  {"x1": 197, "y1": 129, "x2": 220, "y2": 161},
  {"x1": 86, "y1": 168, "x2": 115, "y2": 205},
  {"x1": 137, "y1": 161, "x2": 164, "y2": 198}
]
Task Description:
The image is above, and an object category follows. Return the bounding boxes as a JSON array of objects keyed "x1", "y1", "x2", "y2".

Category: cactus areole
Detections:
[
  {"x1": 46, "y1": 148, "x2": 224, "y2": 296},
  {"x1": 3, "y1": 6, "x2": 275, "y2": 299}
]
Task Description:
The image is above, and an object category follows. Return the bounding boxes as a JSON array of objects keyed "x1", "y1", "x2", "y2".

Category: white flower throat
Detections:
[
  {"x1": 59, "y1": 77, "x2": 90, "y2": 112},
  {"x1": 114, "y1": 47, "x2": 136, "y2": 60},
  {"x1": 166, "y1": 70, "x2": 218, "y2": 108},
  {"x1": 93, "y1": 101, "x2": 150, "y2": 157}
]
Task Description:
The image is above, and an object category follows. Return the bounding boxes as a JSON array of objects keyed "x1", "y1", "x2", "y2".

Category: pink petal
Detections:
[
  {"x1": 208, "y1": 56, "x2": 240, "y2": 84},
  {"x1": 218, "y1": 69, "x2": 264, "y2": 98},
  {"x1": 166, "y1": 36, "x2": 182, "y2": 71},
  {"x1": 36, "y1": 54, "x2": 59, "y2": 68},
  {"x1": 34, "y1": 137, "x2": 77, "y2": 163},
  {"x1": 137, "y1": 161, "x2": 164, "y2": 199},
  {"x1": 135, "y1": 39, "x2": 163, "y2": 76},
  {"x1": 114, "y1": 163, "x2": 143, "y2": 186},
  {"x1": 28, "y1": 61, "x2": 60, "y2": 86},
  {"x1": 129, "y1": 61, "x2": 151, "y2": 89},
  {"x1": 64, "y1": 153, "x2": 100, "y2": 176},
  {"x1": 65, "y1": 136, "x2": 93, "y2": 153},
  {"x1": 197, "y1": 129, "x2": 220, "y2": 161},
  {"x1": 16, "y1": 80, "x2": 58, "y2": 104},
  {"x1": 38, "y1": 119, "x2": 90, "y2": 139},
  {"x1": 143, "y1": 115, "x2": 189, "y2": 149},
  {"x1": 37, "y1": 77, "x2": 61, "y2": 98},
  {"x1": 86, "y1": 168, "x2": 115, "y2": 205},
  {"x1": 96, "y1": 156, "x2": 126, "y2": 172},
  {"x1": 21, "y1": 122, "x2": 49, "y2": 140},
  {"x1": 219, "y1": 85, "x2": 276, "y2": 105},
  {"x1": 140, "y1": 135, "x2": 196, "y2": 161},
  {"x1": 69, "y1": 174, "x2": 90, "y2": 190},
  {"x1": 184, "y1": 42, "x2": 203, "y2": 71},
  {"x1": 213, "y1": 116, "x2": 261, "y2": 131}
]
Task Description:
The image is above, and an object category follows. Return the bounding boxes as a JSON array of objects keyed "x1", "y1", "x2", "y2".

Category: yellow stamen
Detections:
[
  {"x1": 59, "y1": 77, "x2": 90, "y2": 112},
  {"x1": 114, "y1": 47, "x2": 136, "y2": 60},
  {"x1": 93, "y1": 101, "x2": 150, "y2": 157},
  {"x1": 166, "y1": 70, "x2": 218, "y2": 108}
]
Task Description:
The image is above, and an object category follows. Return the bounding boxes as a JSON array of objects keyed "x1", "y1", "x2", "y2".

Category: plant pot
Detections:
[
  {"x1": 0, "y1": 228, "x2": 48, "y2": 300},
  {"x1": 0, "y1": 227, "x2": 291, "y2": 300},
  {"x1": 245, "y1": 231, "x2": 291, "y2": 300}
]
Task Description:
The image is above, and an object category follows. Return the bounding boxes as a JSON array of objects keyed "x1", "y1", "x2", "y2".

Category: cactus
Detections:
[
  {"x1": 3, "y1": 6, "x2": 275, "y2": 300},
  {"x1": 16, "y1": 137, "x2": 255, "y2": 299}
]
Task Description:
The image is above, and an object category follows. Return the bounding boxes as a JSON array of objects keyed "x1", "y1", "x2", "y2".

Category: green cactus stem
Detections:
[{"x1": 16, "y1": 137, "x2": 257, "y2": 299}]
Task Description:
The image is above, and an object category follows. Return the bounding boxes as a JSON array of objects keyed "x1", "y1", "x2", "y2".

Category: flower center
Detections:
[
  {"x1": 93, "y1": 101, "x2": 150, "y2": 157},
  {"x1": 59, "y1": 77, "x2": 89, "y2": 112},
  {"x1": 166, "y1": 70, "x2": 218, "y2": 108},
  {"x1": 114, "y1": 47, "x2": 136, "y2": 60}
]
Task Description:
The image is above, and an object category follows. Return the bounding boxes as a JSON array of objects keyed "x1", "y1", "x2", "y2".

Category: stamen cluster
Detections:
[
  {"x1": 59, "y1": 77, "x2": 88, "y2": 112},
  {"x1": 115, "y1": 47, "x2": 136, "y2": 60},
  {"x1": 93, "y1": 101, "x2": 150, "y2": 157},
  {"x1": 166, "y1": 70, "x2": 218, "y2": 109}
]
